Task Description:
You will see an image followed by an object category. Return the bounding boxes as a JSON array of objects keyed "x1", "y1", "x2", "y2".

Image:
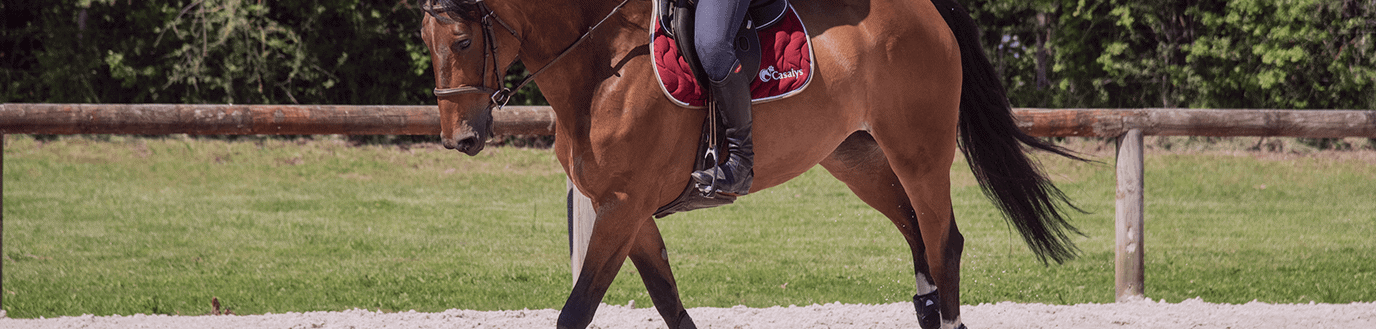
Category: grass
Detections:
[{"x1": 2, "y1": 135, "x2": 1374, "y2": 318}]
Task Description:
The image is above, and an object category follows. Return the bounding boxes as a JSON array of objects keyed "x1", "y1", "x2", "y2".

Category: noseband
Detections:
[{"x1": 424, "y1": 0, "x2": 634, "y2": 109}]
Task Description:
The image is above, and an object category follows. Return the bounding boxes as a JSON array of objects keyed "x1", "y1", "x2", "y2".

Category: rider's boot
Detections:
[{"x1": 692, "y1": 61, "x2": 754, "y2": 196}]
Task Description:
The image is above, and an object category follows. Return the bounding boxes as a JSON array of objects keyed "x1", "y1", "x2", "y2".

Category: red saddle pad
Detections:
[{"x1": 651, "y1": 4, "x2": 814, "y2": 108}]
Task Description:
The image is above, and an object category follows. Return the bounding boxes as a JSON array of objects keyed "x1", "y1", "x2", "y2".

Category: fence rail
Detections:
[
  {"x1": 0, "y1": 103, "x2": 554, "y2": 136},
  {"x1": 6, "y1": 104, "x2": 1375, "y2": 138},
  {"x1": 1015, "y1": 108, "x2": 1376, "y2": 138},
  {"x1": 3, "y1": 103, "x2": 1375, "y2": 308}
]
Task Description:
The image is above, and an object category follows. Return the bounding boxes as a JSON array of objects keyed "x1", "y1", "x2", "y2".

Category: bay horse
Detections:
[{"x1": 418, "y1": 0, "x2": 1082, "y2": 328}]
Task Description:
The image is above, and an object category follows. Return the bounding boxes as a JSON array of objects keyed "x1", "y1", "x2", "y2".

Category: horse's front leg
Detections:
[
  {"x1": 628, "y1": 217, "x2": 697, "y2": 329},
  {"x1": 556, "y1": 193, "x2": 655, "y2": 329}
]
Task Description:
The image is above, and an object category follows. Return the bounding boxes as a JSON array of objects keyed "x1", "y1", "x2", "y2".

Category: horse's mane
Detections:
[{"x1": 420, "y1": 0, "x2": 483, "y2": 23}]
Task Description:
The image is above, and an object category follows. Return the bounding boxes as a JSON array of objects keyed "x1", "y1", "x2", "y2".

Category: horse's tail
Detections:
[{"x1": 931, "y1": 0, "x2": 1085, "y2": 264}]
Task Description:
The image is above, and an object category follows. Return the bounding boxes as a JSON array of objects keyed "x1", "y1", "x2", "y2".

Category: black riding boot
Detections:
[{"x1": 692, "y1": 62, "x2": 754, "y2": 196}]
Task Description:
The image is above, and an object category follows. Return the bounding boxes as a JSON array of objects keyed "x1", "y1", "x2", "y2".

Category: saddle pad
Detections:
[{"x1": 651, "y1": 4, "x2": 814, "y2": 108}]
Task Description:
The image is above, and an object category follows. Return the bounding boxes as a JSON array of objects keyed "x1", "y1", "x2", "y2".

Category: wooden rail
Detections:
[
  {"x1": 1015, "y1": 108, "x2": 1376, "y2": 138},
  {"x1": 4, "y1": 104, "x2": 1375, "y2": 308},
  {"x1": 0, "y1": 103, "x2": 554, "y2": 136},
  {"x1": 7, "y1": 104, "x2": 1373, "y2": 138}
]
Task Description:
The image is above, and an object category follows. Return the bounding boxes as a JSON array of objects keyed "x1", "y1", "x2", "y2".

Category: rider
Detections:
[{"x1": 691, "y1": 0, "x2": 755, "y2": 196}]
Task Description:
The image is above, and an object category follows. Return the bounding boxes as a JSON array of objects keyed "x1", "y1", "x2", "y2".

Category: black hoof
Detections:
[{"x1": 675, "y1": 314, "x2": 698, "y2": 329}]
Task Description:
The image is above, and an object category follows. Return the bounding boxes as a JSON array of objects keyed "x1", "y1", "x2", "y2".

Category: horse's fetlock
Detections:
[{"x1": 914, "y1": 290, "x2": 942, "y2": 329}]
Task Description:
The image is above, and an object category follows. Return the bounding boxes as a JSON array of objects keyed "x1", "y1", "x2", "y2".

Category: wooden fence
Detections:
[
  {"x1": 0, "y1": 103, "x2": 554, "y2": 136},
  {"x1": 1014, "y1": 108, "x2": 1376, "y2": 301},
  {"x1": 3, "y1": 103, "x2": 1375, "y2": 310}
]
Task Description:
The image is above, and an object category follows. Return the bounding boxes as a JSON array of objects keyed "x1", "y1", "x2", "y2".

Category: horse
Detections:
[{"x1": 417, "y1": 0, "x2": 1083, "y2": 328}]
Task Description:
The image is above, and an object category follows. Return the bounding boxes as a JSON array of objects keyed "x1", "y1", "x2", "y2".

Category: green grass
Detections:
[{"x1": 2, "y1": 135, "x2": 1373, "y2": 318}]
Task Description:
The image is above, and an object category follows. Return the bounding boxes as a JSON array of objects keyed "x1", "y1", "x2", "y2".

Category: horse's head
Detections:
[{"x1": 420, "y1": 0, "x2": 521, "y2": 156}]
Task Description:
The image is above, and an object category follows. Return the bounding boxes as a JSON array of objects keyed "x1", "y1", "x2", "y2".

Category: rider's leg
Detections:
[
  {"x1": 693, "y1": 0, "x2": 749, "y2": 81},
  {"x1": 691, "y1": 0, "x2": 755, "y2": 195}
]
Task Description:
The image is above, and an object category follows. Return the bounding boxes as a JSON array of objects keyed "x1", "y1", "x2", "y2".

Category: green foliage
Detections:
[
  {"x1": 6, "y1": 1, "x2": 1369, "y2": 109},
  {"x1": 4, "y1": 136, "x2": 1375, "y2": 318},
  {"x1": 2, "y1": 0, "x2": 439, "y2": 105},
  {"x1": 969, "y1": 0, "x2": 1376, "y2": 109},
  {"x1": 0, "y1": 0, "x2": 554, "y2": 106},
  {"x1": 1184, "y1": 0, "x2": 1376, "y2": 109}
]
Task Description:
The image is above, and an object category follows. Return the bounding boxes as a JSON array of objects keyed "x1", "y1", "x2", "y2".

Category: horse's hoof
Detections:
[{"x1": 675, "y1": 314, "x2": 698, "y2": 329}]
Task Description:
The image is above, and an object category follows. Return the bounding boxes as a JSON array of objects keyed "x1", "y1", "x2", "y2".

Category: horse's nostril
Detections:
[
  {"x1": 458, "y1": 137, "x2": 483, "y2": 156},
  {"x1": 445, "y1": 134, "x2": 483, "y2": 156},
  {"x1": 444, "y1": 131, "x2": 478, "y2": 153}
]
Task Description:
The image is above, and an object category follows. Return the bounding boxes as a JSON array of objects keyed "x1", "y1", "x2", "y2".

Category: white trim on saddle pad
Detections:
[{"x1": 649, "y1": 0, "x2": 816, "y2": 109}]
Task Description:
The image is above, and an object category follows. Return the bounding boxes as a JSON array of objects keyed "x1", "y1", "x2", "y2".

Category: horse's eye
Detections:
[{"x1": 455, "y1": 39, "x2": 473, "y2": 50}]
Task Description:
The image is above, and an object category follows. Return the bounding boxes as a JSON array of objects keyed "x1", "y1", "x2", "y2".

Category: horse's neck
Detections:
[
  {"x1": 499, "y1": 0, "x2": 648, "y2": 67},
  {"x1": 498, "y1": 0, "x2": 653, "y2": 114}
]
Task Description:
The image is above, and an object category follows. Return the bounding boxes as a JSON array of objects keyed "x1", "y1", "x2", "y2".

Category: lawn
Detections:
[{"x1": 2, "y1": 135, "x2": 1373, "y2": 318}]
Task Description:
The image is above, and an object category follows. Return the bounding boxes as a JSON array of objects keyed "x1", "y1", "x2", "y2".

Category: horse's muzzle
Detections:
[{"x1": 444, "y1": 132, "x2": 485, "y2": 156}]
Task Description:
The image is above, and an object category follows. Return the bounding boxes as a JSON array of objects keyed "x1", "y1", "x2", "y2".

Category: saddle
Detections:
[
  {"x1": 651, "y1": 0, "x2": 813, "y2": 218},
  {"x1": 651, "y1": 0, "x2": 813, "y2": 107}
]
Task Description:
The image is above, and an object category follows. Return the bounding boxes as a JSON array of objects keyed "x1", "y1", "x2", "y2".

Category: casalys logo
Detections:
[{"x1": 758, "y1": 65, "x2": 805, "y2": 83}]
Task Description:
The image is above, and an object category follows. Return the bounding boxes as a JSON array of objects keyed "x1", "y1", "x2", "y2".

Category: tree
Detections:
[
  {"x1": 2, "y1": 0, "x2": 439, "y2": 106},
  {"x1": 6, "y1": 1, "x2": 1370, "y2": 110},
  {"x1": 968, "y1": 0, "x2": 1376, "y2": 110},
  {"x1": 1184, "y1": 0, "x2": 1376, "y2": 109}
]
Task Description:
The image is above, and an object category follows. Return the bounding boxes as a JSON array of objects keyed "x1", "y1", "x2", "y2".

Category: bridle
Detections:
[
  {"x1": 424, "y1": 0, "x2": 518, "y2": 105},
  {"x1": 423, "y1": 0, "x2": 633, "y2": 109}
]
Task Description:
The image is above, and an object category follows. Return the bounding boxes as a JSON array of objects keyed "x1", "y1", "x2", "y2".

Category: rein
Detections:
[{"x1": 426, "y1": 0, "x2": 634, "y2": 109}]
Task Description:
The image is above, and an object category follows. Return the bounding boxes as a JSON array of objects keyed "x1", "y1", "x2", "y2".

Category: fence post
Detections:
[
  {"x1": 567, "y1": 179, "x2": 596, "y2": 285},
  {"x1": 2, "y1": 133, "x2": 6, "y2": 313},
  {"x1": 1115, "y1": 129, "x2": 1145, "y2": 302}
]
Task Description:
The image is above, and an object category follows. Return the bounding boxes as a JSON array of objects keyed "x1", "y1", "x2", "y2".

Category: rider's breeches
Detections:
[{"x1": 693, "y1": 0, "x2": 751, "y2": 82}]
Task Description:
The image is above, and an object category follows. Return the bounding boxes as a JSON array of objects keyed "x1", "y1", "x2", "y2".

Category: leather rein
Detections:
[{"x1": 424, "y1": 0, "x2": 634, "y2": 109}]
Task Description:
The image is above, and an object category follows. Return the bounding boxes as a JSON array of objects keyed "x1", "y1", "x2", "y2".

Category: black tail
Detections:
[{"x1": 931, "y1": 0, "x2": 1085, "y2": 264}]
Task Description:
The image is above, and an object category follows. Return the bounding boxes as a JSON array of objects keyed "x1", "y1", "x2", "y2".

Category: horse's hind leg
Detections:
[
  {"x1": 819, "y1": 131, "x2": 964, "y2": 329},
  {"x1": 627, "y1": 218, "x2": 697, "y2": 329}
]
